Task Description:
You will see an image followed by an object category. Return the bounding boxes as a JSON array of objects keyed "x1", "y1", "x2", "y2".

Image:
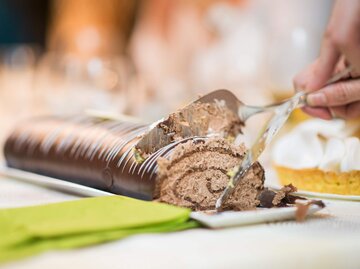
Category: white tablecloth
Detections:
[{"x1": 1, "y1": 175, "x2": 360, "y2": 269}]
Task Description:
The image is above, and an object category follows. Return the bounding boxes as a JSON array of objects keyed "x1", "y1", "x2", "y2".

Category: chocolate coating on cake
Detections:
[{"x1": 4, "y1": 116, "x2": 155, "y2": 200}]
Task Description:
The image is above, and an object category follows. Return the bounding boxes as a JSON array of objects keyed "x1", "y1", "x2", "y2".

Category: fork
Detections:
[{"x1": 215, "y1": 66, "x2": 353, "y2": 210}]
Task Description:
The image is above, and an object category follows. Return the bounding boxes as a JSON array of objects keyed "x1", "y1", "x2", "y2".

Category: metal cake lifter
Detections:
[
  {"x1": 133, "y1": 67, "x2": 352, "y2": 160},
  {"x1": 133, "y1": 88, "x2": 296, "y2": 159}
]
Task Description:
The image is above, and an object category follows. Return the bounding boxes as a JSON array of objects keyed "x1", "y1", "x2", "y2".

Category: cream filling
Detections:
[{"x1": 272, "y1": 119, "x2": 360, "y2": 172}]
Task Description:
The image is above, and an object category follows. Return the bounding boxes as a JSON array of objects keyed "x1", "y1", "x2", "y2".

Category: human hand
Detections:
[
  {"x1": 296, "y1": 61, "x2": 360, "y2": 119},
  {"x1": 293, "y1": 0, "x2": 360, "y2": 119}
]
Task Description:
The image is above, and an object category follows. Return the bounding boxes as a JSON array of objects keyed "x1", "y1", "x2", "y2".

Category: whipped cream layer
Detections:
[{"x1": 273, "y1": 119, "x2": 360, "y2": 172}]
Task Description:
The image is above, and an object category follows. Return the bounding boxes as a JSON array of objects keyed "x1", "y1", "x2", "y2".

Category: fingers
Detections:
[
  {"x1": 302, "y1": 1, "x2": 343, "y2": 91},
  {"x1": 297, "y1": 0, "x2": 360, "y2": 92},
  {"x1": 302, "y1": 101, "x2": 360, "y2": 120},
  {"x1": 293, "y1": 48, "x2": 340, "y2": 93},
  {"x1": 307, "y1": 79, "x2": 360, "y2": 106},
  {"x1": 334, "y1": 56, "x2": 350, "y2": 75},
  {"x1": 293, "y1": 0, "x2": 360, "y2": 121},
  {"x1": 307, "y1": 35, "x2": 341, "y2": 91},
  {"x1": 346, "y1": 101, "x2": 360, "y2": 119},
  {"x1": 293, "y1": 61, "x2": 318, "y2": 92},
  {"x1": 329, "y1": 101, "x2": 360, "y2": 119},
  {"x1": 328, "y1": 0, "x2": 360, "y2": 71},
  {"x1": 301, "y1": 107, "x2": 332, "y2": 120}
]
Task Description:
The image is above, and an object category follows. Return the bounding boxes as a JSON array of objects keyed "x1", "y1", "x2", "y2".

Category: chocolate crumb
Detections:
[
  {"x1": 258, "y1": 184, "x2": 317, "y2": 210},
  {"x1": 283, "y1": 194, "x2": 306, "y2": 205},
  {"x1": 310, "y1": 200, "x2": 325, "y2": 208},
  {"x1": 258, "y1": 188, "x2": 276, "y2": 208},
  {"x1": 272, "y1": 184, "x2": 298, "y2": 206}
]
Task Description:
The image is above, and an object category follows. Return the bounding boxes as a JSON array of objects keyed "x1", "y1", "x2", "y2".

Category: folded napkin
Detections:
[{"x1": 0, "y1": 196, "x2": 198, "y2": 264}]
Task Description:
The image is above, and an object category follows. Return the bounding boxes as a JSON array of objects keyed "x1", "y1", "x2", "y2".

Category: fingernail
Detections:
[
  {"x1": 329, "y1": 108, "x2": 338, "y2": 119},
  {"x1": 307, "y1": 92, "x2": 327, "y2": 106},
  {"x1": 329, "y1": 108, "x2": 342, "y2": 119}
]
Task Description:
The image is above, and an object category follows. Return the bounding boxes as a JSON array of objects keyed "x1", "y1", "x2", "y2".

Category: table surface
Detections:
[{"x1": 1, "y1": 174, "x2": 360, "y2": 269}]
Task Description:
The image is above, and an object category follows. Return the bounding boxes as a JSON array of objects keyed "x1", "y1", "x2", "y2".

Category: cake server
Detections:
[
  {"x1": 134, "y1": 68, "x2": 351, "y2": 159},
  {"x1": 215, "y1": 66, "x2": 353, "y2": 210},
  {"x1": 132, "y1": 88, "x2": 299, "y2": 160}
]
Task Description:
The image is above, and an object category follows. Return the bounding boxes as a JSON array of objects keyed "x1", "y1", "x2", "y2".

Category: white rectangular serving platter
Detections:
[
  {"x1": 190, "y1": 205, "x2": 321, "y2": 229},
  {"x1": 0, "y1": 165, "x2": 112, "y2": 197},
  {"x1": 0, "y1": 164, "x2": 323, "y2": 228}
]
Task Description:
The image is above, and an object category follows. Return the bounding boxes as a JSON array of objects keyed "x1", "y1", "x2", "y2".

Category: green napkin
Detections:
[{"x1": 0, "y1": 196, "x2": 198, "y2": 264}]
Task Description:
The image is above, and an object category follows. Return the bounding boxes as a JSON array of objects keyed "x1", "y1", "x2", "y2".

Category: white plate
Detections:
[
  {"x1": 265, "y1": 168, "x2": 360, "y2": 201},
  {"x1": 1, "y1": 165, "x2": 324, "y2": 228},
  {"x1": 191, "y1": 205, "x2": 322, "y2": 228},
  {"x1": 0, "y1": 165, "x2": 113, "y2": 197}
]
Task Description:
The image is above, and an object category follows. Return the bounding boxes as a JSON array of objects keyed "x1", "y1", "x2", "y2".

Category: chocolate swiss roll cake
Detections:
[
  {"x1": 4, "y1": 116, "x2": 153, "y2": 200},
  {"x1": 4, "y1": 102, "x2": 266, "y2": 211}
]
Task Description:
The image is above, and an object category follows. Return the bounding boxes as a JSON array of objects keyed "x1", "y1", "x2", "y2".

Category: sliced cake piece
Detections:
[{"x1": 156, "y1": 138, "x2": 265, "y2": 211}]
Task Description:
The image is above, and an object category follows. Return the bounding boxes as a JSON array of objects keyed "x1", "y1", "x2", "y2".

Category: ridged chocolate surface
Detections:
[{"x1": 4, "y1": 116, "x2": 159, "y2": 200}]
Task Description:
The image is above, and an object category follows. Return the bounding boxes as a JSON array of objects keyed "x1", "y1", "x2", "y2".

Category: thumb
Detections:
[{"x1": 307, "y1": 79, "x2": 360, "y2": 106}]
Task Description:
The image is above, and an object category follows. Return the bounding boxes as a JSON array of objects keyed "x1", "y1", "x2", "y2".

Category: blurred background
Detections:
[{"x1": 0, "y1": 0, "x2": 333, "y2": 156}]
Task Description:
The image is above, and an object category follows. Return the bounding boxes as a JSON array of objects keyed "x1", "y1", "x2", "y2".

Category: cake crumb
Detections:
[{"x1": 272, "y1": 184, "x2": 297, "y2": 206}]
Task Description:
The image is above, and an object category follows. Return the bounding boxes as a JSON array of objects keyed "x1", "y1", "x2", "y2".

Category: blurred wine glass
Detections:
[
  {"x1": 33, "y1": 52, "x2": 132, "y2": 115},
  {"x1": 32, "y1": 0, "x2": 140, "y2": 116}
]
